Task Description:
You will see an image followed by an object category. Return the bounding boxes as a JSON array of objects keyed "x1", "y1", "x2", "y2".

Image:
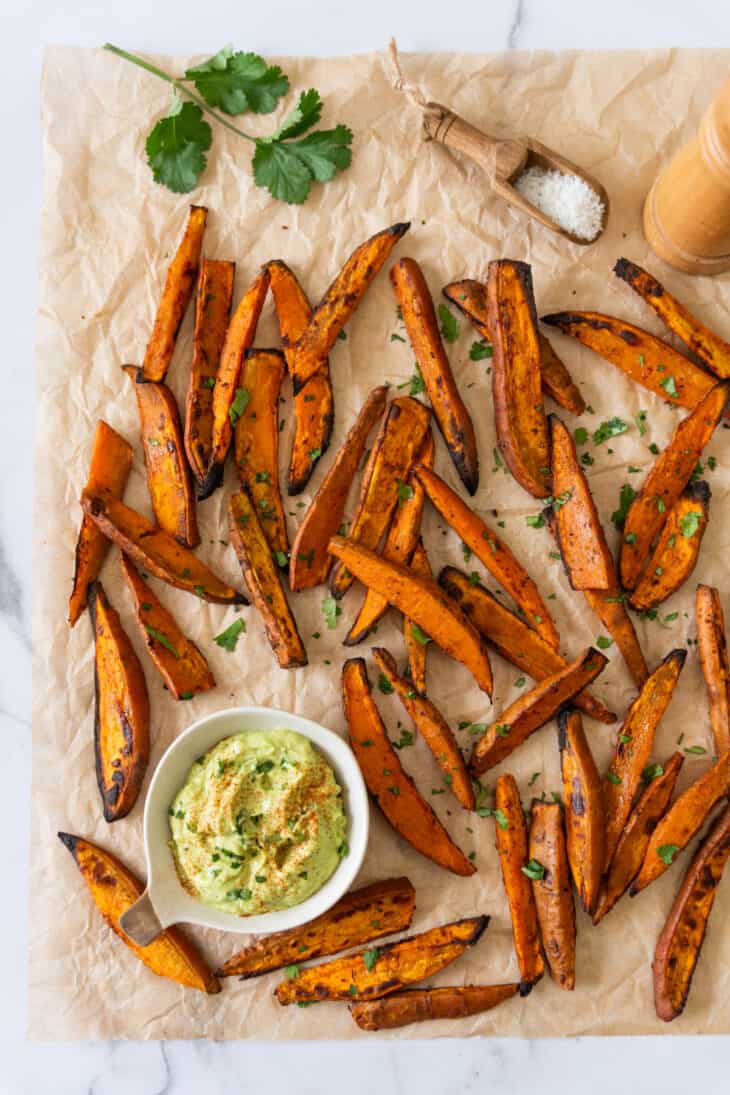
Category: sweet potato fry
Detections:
[
  {"x1": 218, "y1": 877, "x2": 416, "y2": 979},
  {"x1": 233, "y1": 349, "x2": 288, "y2": 559},
  {"x1": 331, "y1": 539, "x2": 493, "y2": 695},
  {"x1": 549, "y1": 414, "x2": 614, "y2": 591},
  {"x1": 540, "y1": 311, "x2": 720, "y2": 413},
  {"x1": 68, "y1": 421, "x2": 133, "y2": 627},
  {"x1": 350, "y1": 983, "x2": 519, "y2": 1031},
  {"x1": 81, "y1": 489, "x2": 247, "y2": 605},
  {"x1": 228, "y1": 491, "x2": 306, "y2": 669},
  {"x1": 696, "y1": 584, "x2": 730, "y2": 757},
  {"x1": 329, "y1": 397, "x2": 431, "y2": 599},
  {"x1": 629, "y1": 482, "x2": 710, "y2": 612},
  {"x1": 529, "y1": 801, "x2": 576, "y2": 990},
  {"x1": 266, "y1": 259, "x2": 333, "y2": 494},
  {"x1": 343, "y1": 658, "x2": 475, "y2": 875},
  {"x1": 346, "y1": 431, "x2": 434, "y2": 644},
  {"x1": 290, "y1": 222, "x2": 410, "y2": 390},
  {"x1": 653, "y1": 802, "x2": 730, "y2": 1021},
  {"x1": 184, "y1": 258, "x2": 235, "y2": 488},
  {"x1": 391, "y1": 258, "x2": 479, "y2": 494},
  {"x1": 619, "y1": 382, "x2": 729, "y2": 590},
  {"x1": 494, "y1": 774, "x2": 545, "y2": 990},
  {"x1": 142, "y1": 205, "x2": 207, "y2": 382},
  {"x1": 199, "y1": 267, "x2": 270, "y2": 499},
  {"x1": 58, "y1": 832, "x2": 219, "y2": 993},
  {"x1": 439, "y1": 567, "x2": 615, "y2": 724},
  {"x1": 558, "y1": 709, "x2": 605, "y2": 915},
  {"x1": 632, "y1": 750, "x2": 730, "y2": 895},
  {"x1": 582, "y1": 588, "x2": 649, "y2": 688},
  {"x1": 275, "y1": 915, "x2": 488, "y2": 1004},
  {"x1": 371, "y1": 646, "x2": 474, "y2": 810},
  {"x1": 289, "y1": 387, "x2": 388, "y2": 591},
  {"x1": 88, "y1": 583, "x2": 150, "y2": 822},
  {"x1": 469, "y1": 648, "x2": 607, "y2": 777},
  {"x1": 443, "y1": 278, "x2": 585, "y2": 414},
  {"x1": 415, "y1": 465, "x2": 559, "y2": 650},
  {"x1": 123, "y1": 366, "x2": 199, "y2": 548},
  {"x1": 614, "y1": 257, "x2": 730, "y2": 379},
  {"x1": 403, "y1": 539, "x2": 432, "y2": 695},
  {"x1": 603, "y1": 650, "x2": 686, "y2": 870},
  {"x1": 594, "y1": 752, "x2": 684, "y2": 924},
  {"x1": 486, "y1": 260, "x2": 551, "y2": 498},
  {"x1": 120, "y1": 555, "x2": 215, "y2": 700}
]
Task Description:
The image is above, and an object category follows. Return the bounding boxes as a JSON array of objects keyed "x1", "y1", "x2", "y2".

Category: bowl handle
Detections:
[{"x1": 120, "y1": 889, "x2": 163, "y2": 945}]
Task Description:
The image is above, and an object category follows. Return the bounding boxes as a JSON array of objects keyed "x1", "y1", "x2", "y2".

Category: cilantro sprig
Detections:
[{"x1": 105, "y1": 44, "x2": 353, "y2": 201}]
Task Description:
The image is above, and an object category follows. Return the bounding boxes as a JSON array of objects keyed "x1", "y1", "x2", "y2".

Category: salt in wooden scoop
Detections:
[{"x1": 388, "y1": 42, "x2": 609, "y2": 245}]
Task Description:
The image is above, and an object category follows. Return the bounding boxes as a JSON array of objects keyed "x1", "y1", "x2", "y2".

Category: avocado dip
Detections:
[{"x1": 169, "y1": 729, "x2": 348, "y2": 916}]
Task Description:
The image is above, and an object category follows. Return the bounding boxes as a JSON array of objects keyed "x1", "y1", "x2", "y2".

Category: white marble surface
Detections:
[{"x1": 4, "y1": 0, "x2": 730, "y2": 1090}]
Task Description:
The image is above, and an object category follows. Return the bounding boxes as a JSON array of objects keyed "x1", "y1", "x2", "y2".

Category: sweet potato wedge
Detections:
[
  {"x1": 331, "y1": 539, "x2": 493, "y2": 695},
  {"x1": 345, "y1": 430, "x2": 434, "y2": 644},
  {"x1": 371, "y1": 646, "x2": 474, "y2": 810},
  {"x1": 233, "y1": 349, "x2": 288, "y2": 559},
  {"x1": 439, "y1": 567, "x2": 615, "y2": 724},
  {"x1": 631, "y1": 750, "x2": 730, "y2": 895},
  {"x1": 58, "y1": 832, "x2": 219, "y2": 993},
  {"x1": 558, "y1": 709, "x2": 605, "y2": 915},
  {"x1": 228, "y1": 491, "x2": 306, "y2": 669},
  {"x1": 343, "y1": 658, "x2": 475, "y2": 875},
  {"x1": 266, "y1": 259, "x2": 333, "y2": 495},
  {"x1": 653, "y1": 802, "x2": 730, "y2": 1021},
  {"x1": 350, "y1": 983, "x2": 519, "y2": 1031},
  {"x1": 549, "y1": 414, "x2": 614, "y2": 591},
  {"x1": 529, "y1": 801, "x2": 576, "y2": 991},
  {"x1": 89, "y1": 583, "x2": 150, "y2": 822},
  {"x1": 142, "y1": 204, "x2": 207, "y2": 382},
  {"x1": 494, "y1": 773, "x2": 545, "y2": 990},
  {"x1": 289, "y1": 222, "x2": 410, "y2": 390},
  {"x1": 391, "y1": 258, "x2": 479, "y2": 494},
  {"x1": 541, "y1": 311, "x2": 720, "y2": 413},
  {"x1": 218, "y1": 877, "x2": 416, "y2": 979},
  {"x1": 184, "y1": 257, "x2": 235, "y2": 488},
  {"x1": 486, "y1": 260, "x2": 551, "y2": 498},
  {"x1": 68, "y1": 421, "x2": 133, "y2": 627},
  {"x1": 443, "y1": 278, "x2": 585, "y2": 415},
  {"x1": 620, "y1": 382, "x2": 729, "y2": 590},
  {"x1": 594, "y1": 752, "x2": 684, "y2": 924},
  {"x1": 123, "y1": 366, "x2": 199, "y2": 548},
  {"x1": 199, "y1": 267, "x2": 270, "y2": 499},
  {"x1": 120, "y1": 555, "x2": 215, "y2": 700},
  {"x1": 629, "y1": 482, "x2": 710, "y2": 612},
  {"x1": 289, "y1": 387, "x2": 388, "y2": 591},
  {"x1": 614, "y1": 257, "x2": 730, "y2": 379},
  {"x1": 81, "y1": 489, "x2": 247, "y2": 604},
  {"x1": 329, "y1": 397, "x2": 431, "y2": 600},
  {"x1": 415, "y1": 465, "x2": 559, "y2": 650},
  {"x1": 403, "y1": 539, "x2": 432, "y2": 696},
  {"x1": 581, "y1": 587, "x2": 649, "y2": 689},
  {"x1": 469, "y1": 648, "x2": 607, "y2": 777},
  {"x1": 275, "y1": 915, "x2": 488, "y2": 1004},
  {"x1": 696, "y1": 584, "x2": 730, "y2": 757},
  {"x1": 603, "y1": 650, "x2": 686, "y2": 870}
]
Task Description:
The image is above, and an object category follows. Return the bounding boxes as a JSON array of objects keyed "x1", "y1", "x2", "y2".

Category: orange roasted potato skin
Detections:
[
  {"x1": 529, "y1": 801, "x2": 576, "y2": 991},
  {"x1": 403, "y1": 539, "x2": 432, "y2": 695},
  {"x1": 629, "y1": 482, "x2": 710, "y2": 612},
  {"x1": 350, "y1": 983, "x2": 519, "y2": 1031},
  {"x1": 217, "y1": 877, "x2": 416, "y2": 978},
  {"x1": 58, "y1": 832, "x2": 220, "y2": 993},
  {"x1": 696, "y1": 584, "x2": 730, "y2": 757},
  {"x1": 558, "y1": 709, "x2": 605, "y2": 916},
  {"x1": 69, "y1": 421, "x2": 133, "y2": 627},
  {"x1": 89, "y1": 583, "x2": 150, "y2": 823}
]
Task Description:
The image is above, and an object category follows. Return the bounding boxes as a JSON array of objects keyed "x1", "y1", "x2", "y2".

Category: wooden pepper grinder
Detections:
[{"x1": 644, "y1": 76, "x2": 730, "y2": 275}]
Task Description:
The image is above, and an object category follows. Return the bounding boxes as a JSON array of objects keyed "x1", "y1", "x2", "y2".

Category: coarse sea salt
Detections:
[{"x1": 514, "y1": 166, "x2": 605, "y2": 242}]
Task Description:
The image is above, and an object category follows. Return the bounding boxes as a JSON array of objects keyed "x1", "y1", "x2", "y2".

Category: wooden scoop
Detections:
[{"x1": 422, "y1": 102, "x2": 609, "y2": 245}]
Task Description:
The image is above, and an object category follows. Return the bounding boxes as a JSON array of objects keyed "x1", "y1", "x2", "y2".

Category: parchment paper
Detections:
[{"x1": 31, "y1": 45, "x2": 730, "y2": 1040}]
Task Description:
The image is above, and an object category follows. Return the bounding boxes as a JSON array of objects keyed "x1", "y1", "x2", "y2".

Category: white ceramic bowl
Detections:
[{"x1": 119, "y1": 705, "x2": 369, "y2": 944}]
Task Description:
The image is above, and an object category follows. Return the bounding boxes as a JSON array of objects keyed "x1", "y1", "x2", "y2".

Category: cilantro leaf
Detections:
[
  {"x1": 469, "y1": 340, "x2": 493, "y2": 361},
  {"x1": 611, "y1": 483, "x2": 636, "y2": 529},
  {"x1": 185, "y1": 49, "x2": 289, "y2": 115},
  {"x1": 272, "y1": 88, "x2": 323, "y2": 139},
  {"x1": 679, "y1": 510, "x2": 702, "y2": 538},
  {"x1": 593, "y1": 416, "x2": 628, "y2": 445},
  {"x1": 145, "y1": 625, "x2": 179, "y2": 657},
  {"x1": 410, "y1": 623, "x2": 431, "y2": 646},
  {"x1": 253, "y1": 123, "x2": 353, "y2": 204},
  {"x1": 659, "y1": 375, "x2": 679, "y2": 399},
  {"x1": 146, "y1": 97, "x2": 212, "y2": 194},
  {"x1": 363, "y1": 947, "x2": 381, "y2": 972},
  {"x1": 437, "y1": 303, "x2": 459, "y2": 343},
  {"x1": 657, "y1": 843, "x2": 680, "y2": 865},
  {"x1": 521, "y1": 858, "x2": 545, "y2": 881},
  {"x1": 214, "y1": 618, "x2": 246, "y2": 651},
  {"x1": 322, "y1": 595, "x2": 342, "y2": 630},
  {"x1": 229, "y1": 387, "x2": 250, "y2": 427},
  {"x1": 378, "y1": 673, "x2": 394, "y2": 695}
]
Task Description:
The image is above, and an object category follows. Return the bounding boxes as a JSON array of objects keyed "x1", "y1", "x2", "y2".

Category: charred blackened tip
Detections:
[
  {"x1": 57, "y1": 831, "x2": 78, "y2": 856},
  {"x1": 519, "y1": 979, "x2": 535, "y2": 998},
  {"x1": 391, "y1": 221, "x2": 411, "y2": 237},
  {"x1": 197, "y1": 463, "x2": 224, "y2": 501}
]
